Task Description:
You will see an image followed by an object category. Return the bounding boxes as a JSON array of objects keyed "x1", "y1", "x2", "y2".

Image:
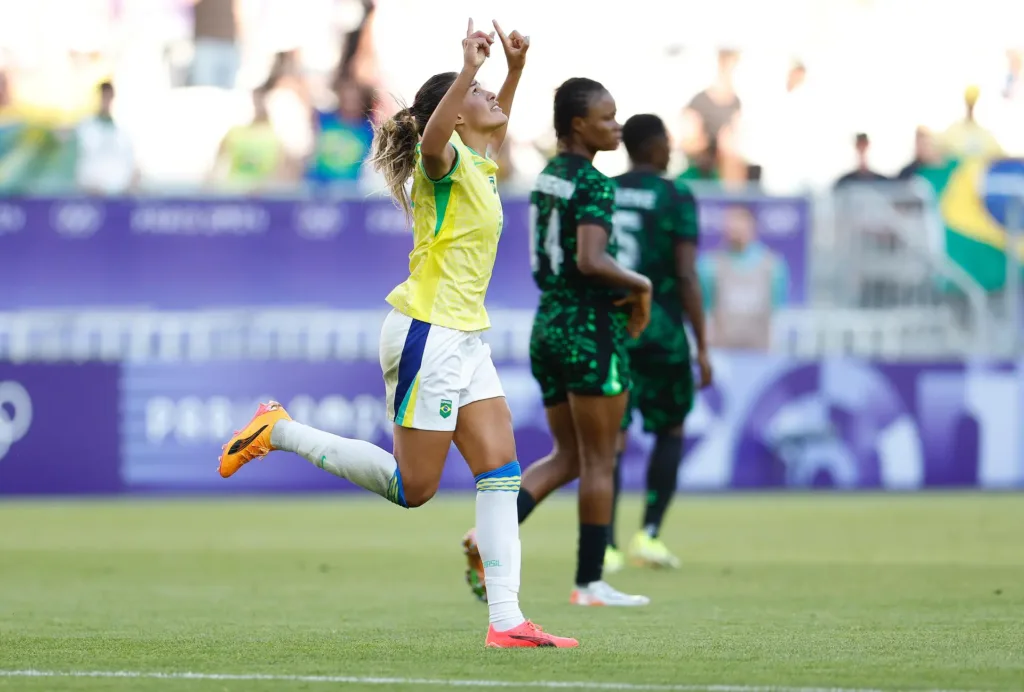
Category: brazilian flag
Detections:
[{"x1": 928, "y1": 158, "x2": 1024, "y2": 292}]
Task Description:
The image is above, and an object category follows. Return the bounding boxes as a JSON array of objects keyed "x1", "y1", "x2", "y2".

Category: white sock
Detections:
[
  {"x1": 474, "y1": 461, "x2": 526, "y2": 632},
  {"x1": 270, "y1": 420, "x2": 408, "y2": 507}
]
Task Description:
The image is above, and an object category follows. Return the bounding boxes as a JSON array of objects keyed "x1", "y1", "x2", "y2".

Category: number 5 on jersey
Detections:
[{"x1": 612, "y1": 209, "x2": 641, "y2": 271}]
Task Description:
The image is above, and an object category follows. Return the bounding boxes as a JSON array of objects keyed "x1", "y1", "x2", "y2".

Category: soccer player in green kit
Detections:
[
  {"x1": 464, "y1": 78, "x2": 654, "y2": 607},
  {"x1": 604, "y1": 114, "x2": 713, "y2": 572}
]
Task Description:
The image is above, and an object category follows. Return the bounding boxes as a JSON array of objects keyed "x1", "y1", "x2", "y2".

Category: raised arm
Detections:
[
  {"x1": 489, "y1": 20, "x2": 530, "y2": 153},
  {"x1": 420, "y1": 19, "x2": 495, "y2": 180}
]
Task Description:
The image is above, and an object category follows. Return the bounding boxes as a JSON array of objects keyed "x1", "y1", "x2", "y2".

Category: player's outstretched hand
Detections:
[
  {"x1": 627, "y1": 290, "x2": 651, "y2": 339},
  {"x1": 463, "y1": 18, "x2": 495, "y2": 69},
  {"x1": 492, "y1": 20, "x2": 529, "y2": 71},
  {"x1": 615, "y1": 278, "x2": 652, "y2": 339}
]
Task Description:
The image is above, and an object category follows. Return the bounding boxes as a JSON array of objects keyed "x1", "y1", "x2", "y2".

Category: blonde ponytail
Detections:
[
  {"x1": 370, "y1": 72, "x2": 459, "y2": 218},
  {"x1": 369, "y1": 108, "x2": 420, "y2": 218}
]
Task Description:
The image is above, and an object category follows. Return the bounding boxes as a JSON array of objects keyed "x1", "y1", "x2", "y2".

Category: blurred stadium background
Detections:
[
  {"x1": 2, "y1": 0, "x2": 1024, "y2": 493},
  {"x1": 1, "y1": 1, "x2": 1023, "y2": 690}
]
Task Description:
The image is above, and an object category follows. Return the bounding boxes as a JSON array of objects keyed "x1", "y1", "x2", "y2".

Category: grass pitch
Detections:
[{"x1": 0, "y1": 493, "x2": 1022, "y2": 691}]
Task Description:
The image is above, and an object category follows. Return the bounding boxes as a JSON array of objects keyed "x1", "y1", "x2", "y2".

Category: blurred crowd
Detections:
[
  {"x1": 0, "y1": 0, "x2": 382, "y2": 195},
  {"x1": 0, "y1": 0, "x2": 1022, "y2": 198},
  {"x1": 669, "y1": 47, "x2": 1021, "y2": 195}
]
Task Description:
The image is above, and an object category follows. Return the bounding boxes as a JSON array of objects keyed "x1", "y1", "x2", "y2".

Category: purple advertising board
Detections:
[
  {"x1": 0, "y1": 363, "x2": 121, "y2": 494},
  {"x1": 0, "y1": 195, "x2": 808, "y2": 311},
  {"x1": 621, "y1": 355, "x2": 1023, "y2": 491},
  {"x1": 1, "y1": 355, "x2": 1021, "y2": 496}
]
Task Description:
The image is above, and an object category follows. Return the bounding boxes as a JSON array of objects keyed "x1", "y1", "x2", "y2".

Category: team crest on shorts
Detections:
[{"x1": 439, "y1": 399, "x2": 453, "y2": 419}]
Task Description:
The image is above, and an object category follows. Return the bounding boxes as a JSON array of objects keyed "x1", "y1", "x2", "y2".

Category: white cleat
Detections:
[{"x1": 570, "y1": 580, "x2": 650, "y2": 607}]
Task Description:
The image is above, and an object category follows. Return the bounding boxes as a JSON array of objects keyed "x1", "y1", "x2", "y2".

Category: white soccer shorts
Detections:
[{"x1": 380, "y1": 309, "x2": 505, "y2": 432}]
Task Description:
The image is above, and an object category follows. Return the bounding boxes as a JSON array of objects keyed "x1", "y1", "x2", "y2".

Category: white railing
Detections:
[
  {"x1": 0, "y1": 306, "x2": 990, "y2": 363},
  {"x1": 0, "y1": 309, "x2": 534, "y2": 364},
  {"x1": 813, "y1": 182, "x2": 1001, "y2": 356}
]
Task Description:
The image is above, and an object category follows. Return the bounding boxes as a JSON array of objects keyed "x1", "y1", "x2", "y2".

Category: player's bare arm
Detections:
[
  {"x1": 675, "y1": 240, "x2": 711, "y2": 387},
  {"x1": 420, "y1": 19, "x2": 495, "y2": 180},
  {"x1": 577, "y1": 225, "x2": 652, "y2": 338},
  {"x1": 489, "y1": 19, "x2": 530, "y2": 153}
]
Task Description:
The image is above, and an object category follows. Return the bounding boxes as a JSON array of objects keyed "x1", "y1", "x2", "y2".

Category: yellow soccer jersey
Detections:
[{"x1": 385, "y1": 131, "x2": 503, "y2": 332}]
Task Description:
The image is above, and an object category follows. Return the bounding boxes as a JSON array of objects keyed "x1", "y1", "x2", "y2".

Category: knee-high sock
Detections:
[
  {"x1": 643, "y1": 433, "x2": 684, "y2": 537},
  {"x1": 517, "y1": 488, "x2": 538, "y2": 524},
  {"x1": 475, "y1": 462, "x2": 526, "y2": 632},
  {"x1": 270, "y1": 420, "x2": 407, "y2": 507}
]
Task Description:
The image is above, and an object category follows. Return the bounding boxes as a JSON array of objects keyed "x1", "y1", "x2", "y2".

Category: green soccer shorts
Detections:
[
  {"x1": 620, "y1": 355, "x2": 695, "y2": 433},
  {"x1": 529, "y1": 299, "x2": 632, "y2": 407}
]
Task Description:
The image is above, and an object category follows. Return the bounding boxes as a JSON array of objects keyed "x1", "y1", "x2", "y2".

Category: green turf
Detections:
[{"x1": 0, "y1": 493, "x2": 1022, "y2": 691}]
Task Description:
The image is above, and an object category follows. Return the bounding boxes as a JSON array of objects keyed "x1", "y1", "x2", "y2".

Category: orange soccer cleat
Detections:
[
  {"x1": 485, "y1": 620, "x2": 579, "y2": 648},
  {"x1": 462, "y1": 528, "x2": 487, "y2": 602},
  {"x1": 218, "y1": 401, "x2": 292, "y2": 478}
]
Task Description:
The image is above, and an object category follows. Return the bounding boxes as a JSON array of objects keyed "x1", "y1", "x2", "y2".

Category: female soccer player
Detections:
[
  {"x1": 465, "y1": 78, "x2": 654, "y2": 607},
  {"x1": 606, "y1": 113, "x2": 712, "y2": 572},
  {"x1": 218, "y1": 19, "x2": 578, "y2": 649}
]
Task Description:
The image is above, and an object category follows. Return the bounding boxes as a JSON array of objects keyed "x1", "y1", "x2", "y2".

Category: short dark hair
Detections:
[
  {"x1": 553, "y1": 77, "x2": 606, "y2": 141},
  {"x1": 622, "y1": 114, "x2": 667, "y2": 160},
  {"x1": 98, "y1": 81, "x2": 114, "y2": 96}
]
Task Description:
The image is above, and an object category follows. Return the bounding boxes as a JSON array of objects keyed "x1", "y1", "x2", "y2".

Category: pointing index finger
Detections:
[
  {"x1": 467, "y1": 18, "x2": 474, "y2": 37},
  {"x1": 491, "y1": 19, "x2": 509, "y2": 43}
]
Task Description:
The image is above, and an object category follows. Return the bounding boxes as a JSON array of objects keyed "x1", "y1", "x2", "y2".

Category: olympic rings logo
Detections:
[{"x1": 0, "y1": 382, "x2": 32, "y2": 462}]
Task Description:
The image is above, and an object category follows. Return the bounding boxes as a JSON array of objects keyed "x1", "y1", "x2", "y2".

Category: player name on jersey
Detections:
[
  {"x1": 533, "y1": 173, "x2": 576, "y2": 200},
  {"x1": 615, "y1": 187, "x2": 657, "y2": 210}
]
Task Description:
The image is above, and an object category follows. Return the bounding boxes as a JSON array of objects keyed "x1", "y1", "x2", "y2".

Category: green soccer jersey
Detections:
[
  {"x1": 612, "y1": 170, "x2": 700, "y2": 358},
  {"x1": 530, "y1": 153, "x2": 620, "y2": 304}
]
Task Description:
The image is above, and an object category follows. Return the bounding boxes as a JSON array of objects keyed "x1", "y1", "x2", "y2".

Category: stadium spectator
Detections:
[
  {"x1": 305, "y1": 76, "x2": 375, "y2": 188},
  {"x1": 939, "y1": 86, "x2": 1002, "y2": 160},
  {"x1": 715, "y1": 119, "x2": 750, "y2": 188},
  {"x1": 834, "y1": 133, "x2": 888, "y2": 189},
  {"x1": 897, "y1": 127, "x2": 953, "y2": 181},
  {"x1": 0, "y1": 69, "x2": 19, "y2": 171},
  {"x1": 680, "y1": 48, "x2": 742, "y2": 161},
  {"x1": 676, "y1": 137, "x2": 720, "y2": 184},
  {"x1": 74, "y1": 81, "x2": 136, "y2": 196},
  {"x1": 262, "y1": 50, "x2": 316, "y2": 163},
  {"x1": 746, "y1": 60, "x2": 833, "y2": 194},
  {"x1": 897, "y1": 127, "x2": 931, "y2": 180},
  {"x1": 1003, "y1": 48, "x2": 1022, "y2": 101},
  {"x1": 991, "y1": 49, "x2": 1024, "y2": 157},
  {"x1": 190, "y1": 0, "x2": 241, "y2": 89},
  {"x1": 786, "y1": 62, "x2": 806, "y2": 97},
  {"x1": 335, "y1": 0, "x2": 379, "y2": 87},
  {"x1": 698, "y1": 204, "x2": 789, "y2": 351},
  {"x1": 0, "y1": 69, "x2": 10, "y2": 120},
  {"x1": 210, "y1": 87, "x2": 292, "y2": 192}
]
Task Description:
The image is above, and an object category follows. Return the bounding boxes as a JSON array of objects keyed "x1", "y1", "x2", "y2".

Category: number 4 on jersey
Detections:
[{"x1": 529, "y1": 204, "x2": 564, "y2": 275}]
